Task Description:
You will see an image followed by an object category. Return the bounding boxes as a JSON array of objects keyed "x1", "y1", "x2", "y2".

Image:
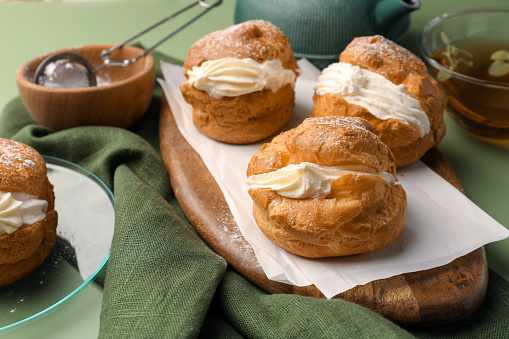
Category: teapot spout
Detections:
[{"x1": 374, "y1": 0, "x2": 421, "y2": 31}]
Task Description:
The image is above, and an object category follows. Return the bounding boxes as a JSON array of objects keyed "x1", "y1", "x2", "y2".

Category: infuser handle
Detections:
[{"x1": 95, "y1": 0, "x2": 222, "y2": 72}]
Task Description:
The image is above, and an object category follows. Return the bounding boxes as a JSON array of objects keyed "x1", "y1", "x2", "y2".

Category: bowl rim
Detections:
[
  {"x1": 16, "y1": 44, "x2": 155, "y2": 93},
  {"x1": 419, "y1": 8, "x2": 509, "y2": 90}
]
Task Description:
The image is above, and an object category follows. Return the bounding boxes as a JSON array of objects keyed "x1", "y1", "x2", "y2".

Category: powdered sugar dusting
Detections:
[
  {"x1": 360, "y1": 35, "x2": 423, "y2": 66},
  {"x1": 211, "y1": 203, "x2": 260, "y2": 268},
  {"x1": 249, "y1": 115, "x2": 395, "y2": 181},
  {"x1": 0, "y1": 139, "x2": 40, "y2": 167},
  {"x1": 0, "y1": 139, "x2": 44, "y2": 181},
  {"x1": 188, "y1": 20, "x2": 292, "y2": 66},
  {"x1": 341, "y1": 35, "x2": 427, "y2": 82},
  {"x1": 207, "y1": 20, "x2": 281, "y2": 59},
  {"x1": 213, "y1": 204, "x2": 254, "y2": 248},
  {"x1": 307, "y1": 116, "x2": 372, "y2": 133}
]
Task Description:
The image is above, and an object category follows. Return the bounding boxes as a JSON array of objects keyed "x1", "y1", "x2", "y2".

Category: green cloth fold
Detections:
[{"x1": 2, "y1": 50, "x2": 509, "y2": 338}]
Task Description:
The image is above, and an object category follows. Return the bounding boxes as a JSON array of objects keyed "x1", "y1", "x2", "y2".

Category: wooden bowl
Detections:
[{"x1": 16, "y1": 44, "x2": 156, "y2": 131}]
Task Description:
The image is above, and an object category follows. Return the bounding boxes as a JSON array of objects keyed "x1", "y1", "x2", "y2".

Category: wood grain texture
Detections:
[
  {"x1": 16, "y1": 44, "x2": 155, "y2": 131},
  {"x1": 159, "y1": 99, "x2": 487, "y2": 325}
]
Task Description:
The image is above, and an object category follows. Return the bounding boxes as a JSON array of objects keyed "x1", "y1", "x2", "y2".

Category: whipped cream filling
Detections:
[
  {"x1": 0, "y1": 191, "x2": 48, "y2": 236},
  {"x1": 314, "y1": 62, "x2": 430, "y2": 137},
  {"x1": 187, "y1": 57, "x2": 296, "y2": 98},
  {"x1": 247, "y1": 162, "x2": 395, "y2": 199}
]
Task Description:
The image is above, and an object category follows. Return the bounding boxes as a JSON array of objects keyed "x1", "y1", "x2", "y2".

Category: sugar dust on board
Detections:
[
  {"x1": 37, "y1": 59, "x2": 111, "y2": 88},
  {"x1": 430, "y1": 40, "x2": 509, "y2": 143}
]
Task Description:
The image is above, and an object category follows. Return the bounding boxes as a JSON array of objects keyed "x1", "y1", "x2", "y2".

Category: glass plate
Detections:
[{"x1": 0, "y1": 156, "x2": 114, "y2": 334}]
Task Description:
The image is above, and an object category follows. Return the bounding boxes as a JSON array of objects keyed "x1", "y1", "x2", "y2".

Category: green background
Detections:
[{"x1": 1, "y1": 0, "x2": 508, "y2": 337}]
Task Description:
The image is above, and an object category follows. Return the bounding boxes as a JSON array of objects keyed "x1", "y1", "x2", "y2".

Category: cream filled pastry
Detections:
[
  {"x1": 180, "y1": 20, "x2": 300, "y2": 144},
  {"x1": 0, "y1": 191, "x2": 48, "y2": 235},
  {"x1": 311, "y1": 35, "x2": 447, "y2": 168},
  {"x1": 0, "y1": 138, "x2": 58, "y2": 287},
  {"x1": 247, "y1": 116, "x2": 407, "y2": 258},
  {"x1": 247, "y1": 162, "x2": 395, "y2": 199},
  {"x1": 315, "y1": 62, "x2": 430, "y2": 137},
  {"x1": 187, "y1": 58, "x2": 296, "y2": 99}
]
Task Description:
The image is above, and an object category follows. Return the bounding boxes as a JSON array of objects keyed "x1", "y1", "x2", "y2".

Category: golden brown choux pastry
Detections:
[
  {"x1": 0, "y1": 138, "x2": 58, "y2": 287},
  {"x1": 311, "y1": 35, "x2": 447, "y2": 167},
  {"x1": 180, "y1": 20, "x2": 300, "y2": 144},
  {"x1": 246, "y1": 116, "x2": 407, "y2": 258}
]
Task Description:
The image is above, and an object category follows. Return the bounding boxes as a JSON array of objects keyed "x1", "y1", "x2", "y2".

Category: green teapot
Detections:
[{"x1": 234, "y1": 0, "x2": 421, "y2": 68}]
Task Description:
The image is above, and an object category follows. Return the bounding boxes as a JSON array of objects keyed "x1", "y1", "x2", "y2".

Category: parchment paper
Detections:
[{"x1": 159, "y1": 59, "x2": 509, "y2": 299}]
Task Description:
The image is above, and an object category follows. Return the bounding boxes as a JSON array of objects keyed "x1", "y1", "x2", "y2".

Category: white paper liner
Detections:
[{"x1": 158, "y1": 59, "x2": 509, "y2": 299}]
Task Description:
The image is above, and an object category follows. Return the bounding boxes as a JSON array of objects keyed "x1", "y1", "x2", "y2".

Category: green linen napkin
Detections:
[{"x1": 2, "y1": 50, "x2": 509, "y2": 338}]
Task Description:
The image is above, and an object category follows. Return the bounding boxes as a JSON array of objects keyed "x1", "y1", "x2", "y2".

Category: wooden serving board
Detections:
[{"x1": 158, "y1": 99, "x2": 488, "y2": 326}]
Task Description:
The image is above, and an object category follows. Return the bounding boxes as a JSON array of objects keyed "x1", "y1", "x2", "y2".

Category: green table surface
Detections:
[{"x1": 1, "y1": 0, "x2": 508, "y2": 338}]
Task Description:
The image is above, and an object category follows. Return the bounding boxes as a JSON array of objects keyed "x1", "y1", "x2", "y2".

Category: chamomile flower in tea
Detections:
[
  {"x1": 488, "y1": 50, "x2": 509, "y2": 77},
  {"x1": 432, "y1": 32, "x2": 473, "y2": 81}
]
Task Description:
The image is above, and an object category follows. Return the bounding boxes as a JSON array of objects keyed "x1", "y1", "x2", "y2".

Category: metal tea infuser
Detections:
[{"x1": 33, "y1": 0, "x2": 222, "y2": 88}]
